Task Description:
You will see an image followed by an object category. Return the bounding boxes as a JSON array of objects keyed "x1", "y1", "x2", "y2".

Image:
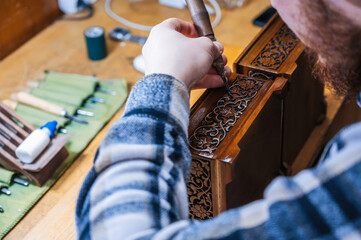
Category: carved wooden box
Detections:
[{"x1": 187, "y1": 14, "x2": 326, "y2": 220}]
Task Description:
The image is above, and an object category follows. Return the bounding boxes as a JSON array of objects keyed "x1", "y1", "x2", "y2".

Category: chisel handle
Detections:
[
  {"x1": 2, "y1": 100, "x2": 17, "y2": 110},
  {"x1": 16, "y1": 92, "x2": 64, "y2": 116},
  {"x1": 185, "y1": 0, "x2": 215, "y2": 40}
]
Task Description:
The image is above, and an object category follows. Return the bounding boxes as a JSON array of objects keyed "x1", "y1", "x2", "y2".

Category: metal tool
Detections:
[
  {"x1": 12, "y1": 177, "x2": 29, "y2": 186},
  {"x1": 76, "y1": 109, "x2": 94, "y2": 117},
  {"x1": 2, "y1": 100, "x2": 69, "y2": 135},
  {"x1": 185, "y1": 0, "x2": 232, "y2": 96},
  {"x1": 109, "y1": 27, "x2": 147, "y2": 45},
  {"x1": 89, "y1": 96, "x2": 106, "y2": 103},
  {"x1": 1, "y1": 187, "x2": 11, "y2": 195},
  {"x1": 15, "y1": 92, "x2": 89, "y2": 124},
  {"x1": 95, "y1": 87, "x2": 117, "y2": 96}
]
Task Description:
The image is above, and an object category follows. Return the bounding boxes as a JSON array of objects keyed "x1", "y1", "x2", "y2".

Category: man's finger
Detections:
[
  {"x1": 192, "y1": 75, "x2": 225, "y2": 89},
  {"x1": 161, "y1": 18, "x2": 199, "y2": 38}
]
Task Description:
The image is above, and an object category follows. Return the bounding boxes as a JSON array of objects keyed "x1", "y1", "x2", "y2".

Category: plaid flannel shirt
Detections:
[{"x1": 76, "y1": 74, "x2": 361, "y2": 239}]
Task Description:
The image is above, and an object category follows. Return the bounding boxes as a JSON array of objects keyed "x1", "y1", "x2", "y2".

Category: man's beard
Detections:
[{"x1": 300, "y1": 0, "x2": 361, "y2": 97}]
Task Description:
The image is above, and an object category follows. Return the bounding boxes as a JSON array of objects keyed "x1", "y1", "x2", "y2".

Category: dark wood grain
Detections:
[{"x1": 0, "y1": 0, "x2": 62, "y2": 60}]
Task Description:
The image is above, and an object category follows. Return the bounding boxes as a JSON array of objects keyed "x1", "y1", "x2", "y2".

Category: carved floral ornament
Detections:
[
  {"x1": 187, "y1": 158, "x2": 213, "y2": 220},
  {"x1": 252, "y1": 25, "x2": 299, "y2": 71},
  {"x1": 189, "y1": 76, "x2": 266, "y2": 156}
]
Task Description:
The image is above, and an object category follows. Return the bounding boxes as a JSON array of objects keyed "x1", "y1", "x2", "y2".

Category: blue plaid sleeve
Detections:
[{"x1": 76, "y1": 74, "x2": 361, "y2": 239}]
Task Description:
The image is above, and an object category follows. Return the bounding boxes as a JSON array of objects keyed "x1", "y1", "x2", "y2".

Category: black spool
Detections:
[{"x1": 84, "y1": 26, "x2": 107, "y2": 61}]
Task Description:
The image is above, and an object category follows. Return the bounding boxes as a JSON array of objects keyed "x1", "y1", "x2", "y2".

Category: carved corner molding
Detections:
[
  {"x1": 189, "y1": 76, "x2": 266, "y2": 156},
  {"x1": 251, "y1": 25, "x2": 300, "y2": 71}
]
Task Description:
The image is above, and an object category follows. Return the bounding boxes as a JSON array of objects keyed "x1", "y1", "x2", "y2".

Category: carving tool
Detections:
[
  {"x1": 2, "y1": 100, "x2": 68, "y2": 134},
  {"x1": 185, "y1": 0, "x2": 232, "y2": 95},
  {"x1": 12, "y1": 89, "x2": 94, "y2": 117},
  {"x1": 1, "y1": 187, "x2": 11, "y2": 195},
  {"x1": 13, "y1": 92, "x2": 89, "y2": 124},
  {"x1": 89, "y1": 96, "x2": 106, "y2": 103},
  {"x1": 95, "y1": 88, "x2": 117, "y2": 96},
  {"x1": 12, "y1": 177, "x2": 29, "y2": 186}
]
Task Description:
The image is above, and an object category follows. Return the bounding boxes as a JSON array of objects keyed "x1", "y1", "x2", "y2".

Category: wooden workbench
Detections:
[{"x1": 1, "y1": 0, "x2": 274, "y2": 239}]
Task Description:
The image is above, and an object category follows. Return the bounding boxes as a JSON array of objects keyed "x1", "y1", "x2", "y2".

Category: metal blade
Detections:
[
  {"x1": 76, "y1": 109, "x2": 94, "y2": 117},
  {"x1": 221, "y1": 70, "x2": 232, "y2": 96},
  {"x1": 65, "y1": 113, "x2": 88, "y2": 124},
  {"x1": 59, "y1": 128, "x2": 68, "y2": 134},
  {"x1": 89, "y1": 96, "x2": 106, "y2": 103},
  {"x1": 12, "y1": 177, "x2": 29, "y2": 186},
  {"x1": 96, "y1": 87, "x2": 117, "y2": 96},
  {"x1": 1, "y1": 188, "x2": 11, "y2": 195},
  {"x1": 83, "y1": 103, "x2": 97, "y2": 109}
]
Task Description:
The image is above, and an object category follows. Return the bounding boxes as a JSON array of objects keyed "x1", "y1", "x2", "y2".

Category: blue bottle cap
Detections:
[{"x1": 40, "y1": 121, "x2": 57, "y2": 138}]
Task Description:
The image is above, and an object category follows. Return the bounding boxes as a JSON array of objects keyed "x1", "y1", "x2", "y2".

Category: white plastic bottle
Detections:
[{"x1": 16, "y1": 121, "x2": 57, "y2": 164}]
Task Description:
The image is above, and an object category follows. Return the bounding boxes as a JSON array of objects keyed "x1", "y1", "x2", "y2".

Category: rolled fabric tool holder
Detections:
[{"x1": 0, "y1": 71, "x2": 128, "y2": 238}]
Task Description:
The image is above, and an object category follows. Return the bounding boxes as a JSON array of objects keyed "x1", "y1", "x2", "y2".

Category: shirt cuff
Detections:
[{"x1": 124, "y1": 73, "x2": 190, "y2": 132}]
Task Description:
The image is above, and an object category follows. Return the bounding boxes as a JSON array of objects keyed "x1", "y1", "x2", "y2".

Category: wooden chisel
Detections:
[
  {"x1": 185, "y1": 0, "x2": 232, "y2": 96},
  {"x1": 14, "y1": 92, "x2": 89, "y2": 124},
  {"x1": 2, "y1": 100, "x2": 68, "y2": 134}
]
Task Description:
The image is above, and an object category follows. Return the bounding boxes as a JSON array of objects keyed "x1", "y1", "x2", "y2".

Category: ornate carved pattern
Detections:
[
  {"x1": 187, "y1": 158, "x2": 213, "y2": 220},
  {"x1": 251, "y1": 25, "x2": 299, "y2": 70},
  {"x1": 189, "y1": 76, "x2": 265, "y2": 155},
  {"x1": 248, "y1": 70, "x2": 275, "y2": 80}
]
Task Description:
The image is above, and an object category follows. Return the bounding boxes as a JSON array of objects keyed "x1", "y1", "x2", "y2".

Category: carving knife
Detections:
[
  {"x1": 14, "y1": 92, "x2": 89, "y2": 124},
  {"x1": 185, "y1": 0, "x2": 232, "y2": 95}
]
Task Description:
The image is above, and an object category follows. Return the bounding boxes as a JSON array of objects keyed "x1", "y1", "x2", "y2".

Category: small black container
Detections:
[{"x1": 84, "y1": 26, "x2": 107, "y2": 61}]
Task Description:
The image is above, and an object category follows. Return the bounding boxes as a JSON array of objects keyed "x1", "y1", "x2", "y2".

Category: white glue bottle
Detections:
[{"x1": 16, "y1": 121, "x2": 57, "y2": 164}]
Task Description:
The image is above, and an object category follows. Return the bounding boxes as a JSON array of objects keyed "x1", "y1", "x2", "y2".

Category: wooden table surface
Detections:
[{"x1": 1, "y1": 0, "x2": 273, "y2": 239}]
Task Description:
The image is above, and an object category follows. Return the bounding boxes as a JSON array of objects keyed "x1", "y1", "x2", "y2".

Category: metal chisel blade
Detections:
[
  {"x1": 1, "y1": 188, "x2": 11, "y2": 195},
  {"x1": 221, "y1": 71, "x2": 232, "y2": 96},
  {"x1": 65, "y1": 113, "x2": 88, "y2": 124},
  {"x1": 76, "y1": 109, "x2": 94, "y2": 117},
  {"x1": 89, "y1": 96, "x2": 106, "y2": 103},
  {"x1": 96, "y1": 87, "x2": 117, "y2": 96},
  {"x1": 12, "y1": 177, "x2": 29, "y2": 186}
]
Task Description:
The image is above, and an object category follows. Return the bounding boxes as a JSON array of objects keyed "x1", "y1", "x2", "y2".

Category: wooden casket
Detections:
[{"x1": 187, "y1": 14, "x2": 326, "y2": 220}]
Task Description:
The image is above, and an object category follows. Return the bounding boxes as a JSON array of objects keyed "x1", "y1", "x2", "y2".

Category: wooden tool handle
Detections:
[
  {"x1": 16, "y1": 92, "x2": 64, "y2": 116},
  {"x1": 185, "y1": 0, "x2": 215, "y2": 40},
  {"x1": 2, "y1": 99, "x2": 17, "y2": 110}
]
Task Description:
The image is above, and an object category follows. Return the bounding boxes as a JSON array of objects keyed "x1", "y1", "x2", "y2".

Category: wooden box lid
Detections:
[
  {"x1": 234, "y1": 14, "x2": 304, "y2": 81},
  {"x1": 189, "y1": 74, "x2": 287, "y2": 163}
]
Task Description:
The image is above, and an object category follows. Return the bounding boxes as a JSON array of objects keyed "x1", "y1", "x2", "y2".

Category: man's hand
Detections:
[{"x1": 142, "y1": 18, "x2": 231, "y2": 90}]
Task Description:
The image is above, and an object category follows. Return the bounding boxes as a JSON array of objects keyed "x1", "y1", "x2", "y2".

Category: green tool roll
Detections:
[
  {"x1": 30, "y1": 87, "x2": 86, "y2": 107},
  {"x1": 44, "y1": 71, "x2": 98, "y2": 92},
  {"x1": 0, "y1": 72, "x2": 128, "y2": 239}
]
